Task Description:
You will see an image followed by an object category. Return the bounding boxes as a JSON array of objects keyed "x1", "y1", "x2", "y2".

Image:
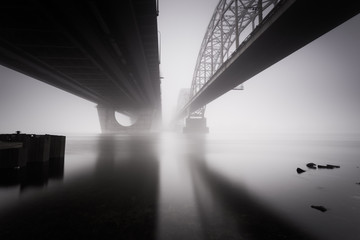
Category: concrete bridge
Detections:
[
  {"x1": 0, "y1": 0, "x2": 161, "y2": 133},
  {"x1": 177, "y1": 0, "x2": 360, "y2": 132}
]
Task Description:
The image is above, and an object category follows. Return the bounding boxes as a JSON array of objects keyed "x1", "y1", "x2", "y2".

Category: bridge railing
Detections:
[{"x1": 188, "y1": 0, "x2": 279, "y2": 118}]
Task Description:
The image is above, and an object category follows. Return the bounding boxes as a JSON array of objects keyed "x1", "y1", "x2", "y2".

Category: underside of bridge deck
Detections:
[
  {"x1": 179, "y1": 0, "x2": 360, "y2": 120},
  {"x1": 0, "y1": 0, "x2": 161, "y2": 132}
]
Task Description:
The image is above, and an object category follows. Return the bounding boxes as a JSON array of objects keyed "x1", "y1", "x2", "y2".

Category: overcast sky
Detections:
[{"x1": 0, "y1": 0, "x2": 359, "y2": 135}]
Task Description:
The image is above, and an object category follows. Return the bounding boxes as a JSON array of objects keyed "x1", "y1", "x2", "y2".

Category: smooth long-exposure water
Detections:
[{"x1": 0, "y1": 132, "x2": 359, "y2": 239}]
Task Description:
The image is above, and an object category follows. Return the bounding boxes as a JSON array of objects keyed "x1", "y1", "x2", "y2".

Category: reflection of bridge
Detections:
[
  {"x1": 178, "y1": 0, "x2": 360, "y2": 132},
  {"x1": 0, "y1": 0, "x2": 161, "y2": 133}
]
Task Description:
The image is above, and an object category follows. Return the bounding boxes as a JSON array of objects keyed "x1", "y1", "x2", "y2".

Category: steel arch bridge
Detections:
[
  {"x1": 189, "y1": 0, "x2": 279, "y2": 119},
  {"x1": 177, "y1": 0, "x2": 360, "y2": 132}
]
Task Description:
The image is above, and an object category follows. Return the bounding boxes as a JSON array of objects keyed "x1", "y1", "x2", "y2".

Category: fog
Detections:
[
  {"x1": 1, "y1": 3, "x2": 360, "y2": 238},
  {"x1": 0, "y1": 65, "x2": 101, "y2": 134},
  {"x1": 204, "y1": 15, "x2": 360, "y2": 134},
  {"x1": 0, "y1": 0, "x2": 359, "y2": 135},
  {"x1": 159, "y1": 0, "x2": 360, "y2": 135}
]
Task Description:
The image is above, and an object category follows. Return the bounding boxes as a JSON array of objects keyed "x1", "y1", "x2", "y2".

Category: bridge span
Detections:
[
  {"x1": 0, "y1": 0, "x2": 161, "y2": 132},
  {"x1": 177, "y1": 0, "x2": 360, "y2": 132}
]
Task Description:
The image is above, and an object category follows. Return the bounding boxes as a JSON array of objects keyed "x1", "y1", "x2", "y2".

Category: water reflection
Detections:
[
  {"x1": 89, "y1": 134, "x2": 160, "y2": 240},
  {"x1": 0, "y1": 157, "x2": 64, "y2": 191},
  {"x1": 0, "y1": 133, "x2": 359, "y2": 239},
  {"x1": 157, "y1": 133, "x2": 317, "y2": 240},
  {"x1": 0, "y1": 134, "x2": 159, "y2": 239},
  {"x1": 187, "y1": 145, "x2": 315, "y2": 240},
  {"x1": 157, "y1": 134, "x2": 203, "y2": 240}
]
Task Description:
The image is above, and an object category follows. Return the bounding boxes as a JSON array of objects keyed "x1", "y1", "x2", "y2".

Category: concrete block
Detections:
[
  {"x1": 0, "y1": 133, "x2": 66, "y2": 172},
  {"x1": 0, "y1": 141, "x2": 25, "y2": 168},
  {"x1": 183, "y1": 117, "x2": 209, "y2": 133},
  {"x1": 0, "y1": 133, "x2": 30, "y2": 165},
  {"x1": 49, "y1": 135, "x2": 66, "y2": 159},
  {"x1": 27, "y1": 135, "x2": 51, "y2": 164}
]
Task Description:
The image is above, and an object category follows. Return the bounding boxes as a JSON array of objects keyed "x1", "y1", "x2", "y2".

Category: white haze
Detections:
[
  {"x1": 159, "y1": 0, "x2": 360, "y2": 135},
  {"x1": 0, "y1": 0, "x2": 359, "y2": 135}
]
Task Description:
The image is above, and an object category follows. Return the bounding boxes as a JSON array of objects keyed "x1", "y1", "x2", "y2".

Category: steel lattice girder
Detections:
[{"x1": 189, "y1": 0, "x2": 278, "y2": 117}]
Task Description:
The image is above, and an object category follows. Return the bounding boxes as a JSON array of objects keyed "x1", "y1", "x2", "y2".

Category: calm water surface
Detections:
[{"x1": 0, "y1": 132, "x2": 359, "y2": 239}]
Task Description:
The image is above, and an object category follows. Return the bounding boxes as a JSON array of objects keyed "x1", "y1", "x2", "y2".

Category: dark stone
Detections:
[
  {"x1": 306, "y1": 163, "x2": 317, "y2": 169},
  {"x1": 326, "y1": 164, "x2": 340, "y2": 169},
  {"x1": 296, "y1": 168, "x2": 306, "y2": 174},
  {"x1": 318, "y1": 164, "x2": 340, "y2": 169},
  {"x1": 311, "y1": 205, "x2": 327, "y2": 212}
]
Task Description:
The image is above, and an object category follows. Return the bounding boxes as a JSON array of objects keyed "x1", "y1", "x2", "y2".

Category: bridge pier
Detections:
[
  {"x1": 97, "y1": 105, "x2": 156, "y2": 133},
  {"x1": 183, "y1": 117, "x2": 209, "y2": 133}
]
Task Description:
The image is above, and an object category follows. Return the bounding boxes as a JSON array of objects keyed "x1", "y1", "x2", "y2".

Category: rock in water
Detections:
[
  {"x1": 306, "y1": 163, "x2": 317, "y2": 169},
  {"x1": 296, "y1": 168, "x2": 306, "y2": 174},
  {"x1": 311, "y1": 205, "x2": 327, "y2": 212},
  {"x1": 326, "y1": 164, "x2": 340, "y2": 169},
  {"x1": 317, "y1": 165, "x2": 328, "y2": 169},
  {"x1": 318, "y1": 164, "x2": 340, "y2": 169}
]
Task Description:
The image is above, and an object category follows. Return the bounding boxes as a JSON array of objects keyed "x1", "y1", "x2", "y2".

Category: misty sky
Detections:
[{"x1": 0, "y1": 0, "x2": 359, "y2": 134}]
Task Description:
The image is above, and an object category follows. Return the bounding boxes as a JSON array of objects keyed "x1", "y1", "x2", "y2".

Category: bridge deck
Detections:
[
  {"x1": 180, "y1": 0, "x2": 360, "y2": 117},
  {"x1": 0, "y1": 0, "x2": 161, "y2": 114}
]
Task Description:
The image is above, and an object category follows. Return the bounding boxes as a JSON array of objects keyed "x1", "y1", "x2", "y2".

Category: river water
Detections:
[{"x1": 0, "y1": 132, "x2": 359, "y2": 239}]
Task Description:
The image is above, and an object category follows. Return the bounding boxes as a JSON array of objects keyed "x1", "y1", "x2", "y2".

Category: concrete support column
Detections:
[
  {"x1": 183, "y1": 117, "x2": 209, "y2": 133},
  {"x1": 131, "y1": 110, "x2": 153, "y2": 131},
  {"x1": 97, "y1": 105, "x2": 124, "y2": 133},
  {"x1": 97, "y1": 105, "x2": 158, "y2": 133}
]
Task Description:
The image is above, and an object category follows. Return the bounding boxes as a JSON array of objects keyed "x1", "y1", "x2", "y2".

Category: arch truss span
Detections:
[{"x1": 188, "y1": 0, "x2": 279, "y2": 119}]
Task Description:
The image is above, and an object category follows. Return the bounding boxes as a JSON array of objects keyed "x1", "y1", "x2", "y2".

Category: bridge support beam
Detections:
[
  {"x1": 97, "y1": 105, "x2": 155, "y2": 133},
  {"x1": 183, "y1": 117, "x2": 209, "y2": 133}
]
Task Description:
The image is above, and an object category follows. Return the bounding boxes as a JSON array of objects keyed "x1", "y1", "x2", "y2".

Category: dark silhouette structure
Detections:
[
  {"x1": 178, "y1": 0, "x2": 360, "y2": 132},
  {"x1": 0, "y1": 0, "x2": 161, "y2": 132}
]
